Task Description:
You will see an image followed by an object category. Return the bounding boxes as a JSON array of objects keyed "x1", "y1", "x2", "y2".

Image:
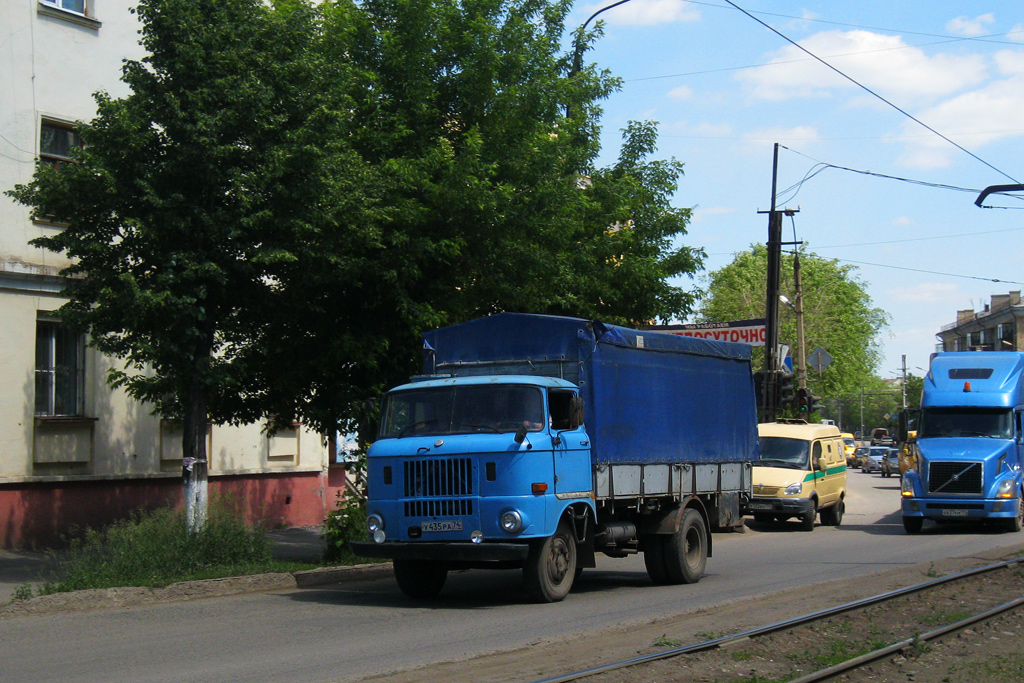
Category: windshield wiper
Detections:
[{"x1": 397, "y1": 419, "x2": 437, "y2": 438}]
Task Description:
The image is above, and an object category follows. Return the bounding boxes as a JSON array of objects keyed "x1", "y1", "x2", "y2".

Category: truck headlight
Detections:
[
  {"x1": 996, "y1": 479, "x2": 1017, "y2": 499},
  {"x1": 500, "y1": 510, "x2": 523, "y2": 534},
  {"x1": 901, "y1": 475, "x2": 915, "y2": 497},
  {"x1": 367, "y1": 514, "x2": 384, "y2": 533},
  {"x1": 784, "y1": 481, "x2": 802, "y2": 496}
]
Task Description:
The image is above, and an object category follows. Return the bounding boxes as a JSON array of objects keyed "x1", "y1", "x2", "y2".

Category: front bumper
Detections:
[
  {"x1": 901, "y1": 497, "x2": 1018, "y2": 520},
  {"x1": 350, "y1": 540, "x2": 530, "y2": 563},
  {"x1": 743, "y1": 496, "x2": 814, "y2": 516}
]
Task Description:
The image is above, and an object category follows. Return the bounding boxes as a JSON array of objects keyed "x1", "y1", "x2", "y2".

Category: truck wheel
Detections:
[
  {"x1": 664, "y1": 508, "x2": 707, "y2": 584},
  {"x1": 800, "y1": 502, "x2": 816, "y2": 532},
  {"x1": 393, "y1": 559, "x2": 448, "y2": 599},
  {"x1": 524, "y1": 520, "x2": 577, "y2": 602},
  {"x1": 1004, "y1": 497, "x2": 1023, "y2": 533},
  {"x1": 642, "y1": 535, "x2": 670, "y2": 585},
  {"x1": 903, "y1": 516, "x2": 923, "y2": 534},
  {"x1": 820, "y1": 499, "x2": 844, "y2": 526}
]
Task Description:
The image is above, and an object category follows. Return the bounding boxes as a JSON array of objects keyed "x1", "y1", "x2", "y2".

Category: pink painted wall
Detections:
[{"x1": 0, "y1": 468, "x2": 351, "y2": 550}]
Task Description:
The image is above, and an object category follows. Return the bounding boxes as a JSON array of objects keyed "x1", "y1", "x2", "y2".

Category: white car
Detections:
[{"x1": 861, "y1": 447, "x2": 887, "y2": 473}]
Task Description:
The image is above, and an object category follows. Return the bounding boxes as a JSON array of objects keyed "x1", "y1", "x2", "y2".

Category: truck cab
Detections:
[{"x1": 900, "y1": 352, "x2": 1024, "y2": 534}]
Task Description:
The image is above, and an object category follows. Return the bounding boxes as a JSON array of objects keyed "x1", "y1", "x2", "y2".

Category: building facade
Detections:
[
  {"x1": 1, "y1": 1, "x2": 346, "y2": 549},
  {"x1": 936, "y1": 291, "x2": 1024, "y2": 354}
]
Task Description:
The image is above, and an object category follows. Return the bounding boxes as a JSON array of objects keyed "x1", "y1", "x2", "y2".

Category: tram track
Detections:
[{"x1": 531, "y1": 556, "x2": 1024, "y2": 683}]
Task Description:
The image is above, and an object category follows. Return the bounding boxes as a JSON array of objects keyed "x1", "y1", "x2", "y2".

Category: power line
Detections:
[
  {"x1": 830, "y1": 258, "x2": 1024, "y2": 286},
  {"x1": 719, "y1": 0, "x2": 1020, "y2": 184}
]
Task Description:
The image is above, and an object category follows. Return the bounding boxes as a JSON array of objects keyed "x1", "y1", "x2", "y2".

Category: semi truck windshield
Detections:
[
  {"x1": 380, "y1": 385, "x2": 546, "y2": 438},
  {"x1": 918, "y1": 407, "x2": 1013, "y2": 439}
]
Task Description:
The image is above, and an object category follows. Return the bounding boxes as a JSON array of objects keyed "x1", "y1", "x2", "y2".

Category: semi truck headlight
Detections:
[
  {"x1": 784, "y1": 481, "x2": 802, "y2": 496},
  {"x1": 901, "y1": 476, "x2": 915, "y2": 497},
  {"x1": 367, "y1": 514, "x2": 384, "y2": 534},
  {"x1": 500, "y1": 510, "x2": 523, "y2": 534},
  {"x1": 996, "y1": 479, "x2": 1017, "y2": 499}
]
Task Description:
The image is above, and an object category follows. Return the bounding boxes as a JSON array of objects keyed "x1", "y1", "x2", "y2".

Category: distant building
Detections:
[
  {"x1": 936, "y1": 291, "x2": 1024, "y2": 353},
  {"x1": 0, "y1": 2, "x2": 345, "y2": 549}
]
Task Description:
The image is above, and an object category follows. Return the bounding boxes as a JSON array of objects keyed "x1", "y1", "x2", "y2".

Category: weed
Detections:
[
  {"x1": 924, "y1": 562, "x2": 941, "y2": 578},
  {"x1": 918, "y1": 610, "x2": 971, "y2": 627},
  {"x1": 907, "y1": 633, "x2": 931, "y2": 657},
  {"x1": 40, "y1": 500, "x2": 274, "y2": 593},
  {"x1": 731, "y1": 651, "x2": 753, "y2": 662},
  {"x1": 694, "y1": 630, "x2": 723, "y2": 641},
  {"x1": 322, "y1": 490, "x2": 368, "y2": 562},
  {"x1": 10, "y1": 583, "x2": 33, "y2": 601},
  {"x1": 651, "y1": 634, "x2": 682, "y2": 648}
]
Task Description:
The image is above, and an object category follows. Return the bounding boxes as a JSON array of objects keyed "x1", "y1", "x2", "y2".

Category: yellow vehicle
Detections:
[
  {"x1": 841, "y1": 432, "x2": 857, "y2": 466},
  {"x1": 898, "y1": 430, "x2": 917, "y2": 477},
  {"x1": 745, "y1": 420, "x2": 847, "y2": 531}
]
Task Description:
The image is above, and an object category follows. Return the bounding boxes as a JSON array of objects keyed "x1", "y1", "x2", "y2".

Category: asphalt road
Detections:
[{"x1": 3, "y1": 470, "x2": 1023, "y2": 683}]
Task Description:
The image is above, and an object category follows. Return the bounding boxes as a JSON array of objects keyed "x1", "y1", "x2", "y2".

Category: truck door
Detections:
[{"x1": 550, "y1": 389, "x2": 592, "y2": 495}]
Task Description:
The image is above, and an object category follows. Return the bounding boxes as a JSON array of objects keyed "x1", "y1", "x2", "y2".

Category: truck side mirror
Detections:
[
  {"x1": 570, "y1": 396, "x2": 585, "y2": 429},
  {"x1": 515, "y1": 424, "x2": 528, "y2": 444},
  {"x1": 816, "y1": 457, "x2": 826, "y2": 472}
]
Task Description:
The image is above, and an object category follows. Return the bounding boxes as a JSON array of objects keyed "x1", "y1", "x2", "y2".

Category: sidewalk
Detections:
[{"x1": 0, "y1": 526, "x2": 333, "y2": 605}]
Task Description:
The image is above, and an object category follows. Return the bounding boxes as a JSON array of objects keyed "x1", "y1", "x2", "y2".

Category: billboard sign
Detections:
[{"x1": 645, "y1": 318, "x2": 767, "y2": 347}]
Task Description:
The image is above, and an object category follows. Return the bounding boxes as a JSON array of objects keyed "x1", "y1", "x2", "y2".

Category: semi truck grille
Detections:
[
  {"x1": 928, "y1": 461, "x2": 982, "y2": 495},
  {"x1": 403, "y1": 458, "x2": 474, "y2": 517},
  {"x1": 404, "y1": 499, "x2": 474, "y2": 517}
]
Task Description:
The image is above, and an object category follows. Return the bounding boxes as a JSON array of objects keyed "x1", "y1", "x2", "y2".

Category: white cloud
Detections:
[
  {"x1": 1010, "y1": 24, "x2": 1024, "y2": 43},
  {"x1": 946, "y1": 14, "x2": 995, "y2": 37},
  {"x1": 888, "y1": 282, "x2": 959, "y2": 304},
  {"x1": 737, "y1": 30, "x2": 988, "y2": 103},
  {"x1": 667, "y1": 84, "x2": 693, "y2": 101},
  {"x1": 891, "y1": 216, "x2": 914, "y2": 227},
  {"x1": 896, "y1": 75, "x2": 1024, "y2": 168},
  {"x1": 995, "y1": 49, "x2": 1024, "y2": 75},
  {"x1": 740, "y1": 126, "x2": 820, "y2": 148},
  {"x1": 579, "y1": 0, "x2": 700, "y2": 27},
  {"x1": 692, "y1": 206, "x2": 736, "y2": 223}
]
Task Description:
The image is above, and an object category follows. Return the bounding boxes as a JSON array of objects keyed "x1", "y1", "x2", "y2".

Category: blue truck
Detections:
[
  {"x1": 350, "y1": 313, "x2": 759, "y2": 602},
  {"x1": 901, "y1": 351, "x2": 1024, "y2": 534}
]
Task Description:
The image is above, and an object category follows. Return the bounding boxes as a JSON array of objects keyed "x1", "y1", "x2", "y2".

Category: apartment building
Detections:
[
  {"x1": 936, "y1": 291, "x2": 1024, "y2": 354},
  {"x1": 0, "y1": 1, "x2": 343, "y2": 549}
]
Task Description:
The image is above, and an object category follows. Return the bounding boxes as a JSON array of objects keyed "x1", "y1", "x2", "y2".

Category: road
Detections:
[{"x1": 3, "y1": 470, "x2": 1022, "y2": 683}]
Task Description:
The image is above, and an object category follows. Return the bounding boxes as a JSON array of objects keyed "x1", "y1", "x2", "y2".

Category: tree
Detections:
[
  {"x1": 8, "y1": 0, "x2": 361, "y2": 529},
  {"x1": 697, "y1": 244, "x2": 889, "y2": 404}
]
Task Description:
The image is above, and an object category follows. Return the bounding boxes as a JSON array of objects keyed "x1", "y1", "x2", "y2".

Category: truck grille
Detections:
[
  {"x1": 928, "y1": 461, "x2": 982, "y2": 495},
  {"x1": 403, "y1": 458, "x2": 474, "y2": 517}
]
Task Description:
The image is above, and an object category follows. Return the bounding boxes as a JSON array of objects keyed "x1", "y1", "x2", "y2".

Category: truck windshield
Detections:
[
  {"x1": 918, "y1": 407, "x2": 1013, "y2": 439},
  {"x1": 757, "y1": 437, "x2": 809, "y2": 469},
  {"x1": 379, "y1": 385, "x2": 546, "y2": 439}
]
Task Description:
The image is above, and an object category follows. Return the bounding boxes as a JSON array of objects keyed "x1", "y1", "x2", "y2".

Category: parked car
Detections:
[
  {"x1": 850, "y1": 446, "x2": 868, "y2": 469},
  {"x1": 881, "y1": 448, "x2": 900, "y2": 477},
  {"x1": 861, "y1": 446, "x2": 887, "y2": 473}
]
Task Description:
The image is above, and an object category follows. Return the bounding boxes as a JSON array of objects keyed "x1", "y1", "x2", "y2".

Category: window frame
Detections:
[{"x1": 35, "y1": 316, "x2": 86, "y2": 418}]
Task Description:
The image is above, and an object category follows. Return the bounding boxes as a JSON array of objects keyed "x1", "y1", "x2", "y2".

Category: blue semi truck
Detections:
[
  {"x1": 901, "y1": 351, "x2": 1024, "y2": 534},
  {"x1": 351, "y1": 313, "x2": 759, "y2": 602}
]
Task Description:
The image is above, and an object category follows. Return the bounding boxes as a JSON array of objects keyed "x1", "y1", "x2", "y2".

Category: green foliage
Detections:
[
  {"x1": 10, "y1": 584, "x2": 34, "y2": 602},
  {"x1": 698, "y1": 244, "x2": 889, "y2": 416},
  {"x1": 321, "y1": 492, "x2": 369, "y2": 563},
  {"x1": 651, "y1": 634, "x2": 683, "y2": 648},
  {"x1": 43, "y1": 504, "x2": 273, "y2": 592}
]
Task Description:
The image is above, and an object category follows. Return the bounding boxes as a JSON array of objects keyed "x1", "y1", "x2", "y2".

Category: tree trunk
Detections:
[{"x1": 182, "y1": 351, "x2": 211, "y2": 533}]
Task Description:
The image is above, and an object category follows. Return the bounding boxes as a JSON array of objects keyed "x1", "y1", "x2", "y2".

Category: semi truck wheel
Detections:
[
  {"x1": 524, "y1": 520, "x2": 577, "y2": 602},
  {"x1": 664, "y1": 508, "x2": 707, "y2": 584},
  {"x1": 393, "y1": 559, "x2": 448, "y2": 599},
  {"x1": 1004, "y1": 497, "x2": 1023, "y2": 533},
  {"x1": 903, "y1": 516, "x2": 923, "y2": 534}
]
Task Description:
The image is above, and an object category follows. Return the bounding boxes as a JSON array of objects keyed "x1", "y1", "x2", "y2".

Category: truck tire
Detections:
[
  {"x1": 1003, "y1": 497, "x2": 1023, "y2": 533},
  {"x1": 820, "y1": 499, "x2": 844, "y2": 526},
  {"x1": 800, "y1": 502, "x2": 816, "y2": 532},
  {"x1": 903, "y1": 516, "x2": 923, "y2": 534},
  {"x1": 664, "y1": 508, "x2": 707, "y2": 584},
  {"x1": 524, "y1": 520, "x2": 577, "y2": 602},
  {"x1": 393, "y1": 559, "x2": 448, "y2": 599},
  {"x1": 642, "y1": 535, "x2": 670, "y2": 585}
]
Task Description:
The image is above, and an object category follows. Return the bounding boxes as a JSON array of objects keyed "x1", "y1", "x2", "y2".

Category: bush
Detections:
[
  {"x1": 321, "y1": 491, "x2": 367, "y2": 563},
  {"x1": 44, "y1": 502, "x2": 273, "y2": 593}
]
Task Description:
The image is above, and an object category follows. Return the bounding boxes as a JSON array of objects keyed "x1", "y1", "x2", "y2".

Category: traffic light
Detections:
[
  {"x1": 796, "y1": 388, "x2": 809, "y2": 414},
  {"x1": 778, "y1": 372, "x2": 796, "y2": 408},
  {"x1": 809, "y1": 393, "x2": 824, "y2": 413}
]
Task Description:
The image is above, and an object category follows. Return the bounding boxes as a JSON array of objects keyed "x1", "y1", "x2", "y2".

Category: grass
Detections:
[{"x1": 32, "y1": 504, "x2": 315, "y2": 595}]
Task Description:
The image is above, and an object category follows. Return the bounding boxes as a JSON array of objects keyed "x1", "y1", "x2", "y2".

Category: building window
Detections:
[
  {"x1": 40, "y1": 0, "x2": 87, "y2": 16},
  {"x1": 40, "y1": 120, "x2": 82, "y2": 170},
  {"x1": 35, "y1": 319, "x2": 85, "y2": 417}
]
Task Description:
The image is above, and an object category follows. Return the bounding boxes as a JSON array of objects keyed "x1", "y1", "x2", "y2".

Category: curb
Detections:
[{"x1": 0, "y1": 562, "x2": 393, "y2": 619}]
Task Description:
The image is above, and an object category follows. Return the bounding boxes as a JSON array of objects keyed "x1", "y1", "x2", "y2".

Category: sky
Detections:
[{"x1": 567, "y1": 0, "x2": 1024, "y2": 381}]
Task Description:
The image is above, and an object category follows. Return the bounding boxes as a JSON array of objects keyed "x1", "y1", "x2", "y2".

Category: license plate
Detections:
[
  {"x1": 941, "y1": 509, "x2": 969, "y2": 517},
  {"x1": 749, "y1": 502, "x2": 773, "y2": 511},
  {"x1": 421, "y1": 520, "x2": 463, "y2": 532}
]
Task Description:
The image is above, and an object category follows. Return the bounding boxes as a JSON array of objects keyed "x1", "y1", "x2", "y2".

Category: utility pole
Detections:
[
  {"x1": 760, "y1": 144, "x2": 783, "y2": 422},
  {"x1": 793, "y1": 252, "x2": 807, "y2": 391},
  {"x1": 901, "y1": 354, "x2": 908, "y2": 409}
]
